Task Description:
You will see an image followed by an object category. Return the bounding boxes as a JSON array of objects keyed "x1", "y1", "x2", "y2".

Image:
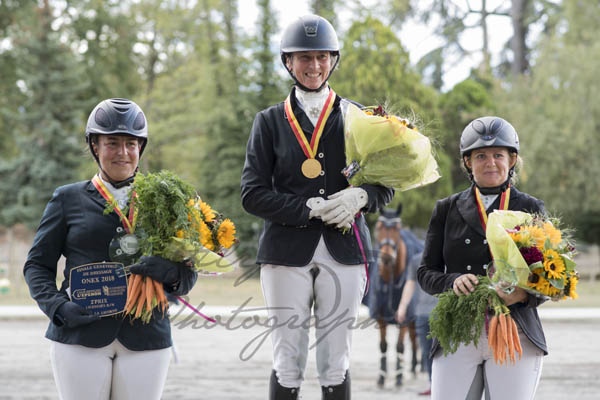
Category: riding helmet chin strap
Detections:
[
  {"x1": 98, "y1": 166, "x2": 138, "y2": 189},
  {"x1": 474, "y1": 172, "x2": 513, "y2": 195},
  {"x1": 466, "y1": 163, "x2": 514, "y2": 195}
]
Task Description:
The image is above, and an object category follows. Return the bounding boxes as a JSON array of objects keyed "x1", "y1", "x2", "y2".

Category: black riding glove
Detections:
[
  {"x1": 54, "y1": 301, "x2": 101, "y2": 328},
  {"x1": 128, "y1": 256, "x2": 186, "y2": 286}
]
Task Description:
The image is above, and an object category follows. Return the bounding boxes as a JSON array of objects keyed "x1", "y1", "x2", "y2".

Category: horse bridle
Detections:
[{"x1": 377, "y1": 216, "x2": 402, "y2": 269}]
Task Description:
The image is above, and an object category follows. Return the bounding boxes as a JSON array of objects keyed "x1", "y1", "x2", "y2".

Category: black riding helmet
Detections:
[
  {"x1": 85, "y1": 98, "x2": 148, "y2": 188},
  {"x1": 280, "y1": 14, "x2": 340, "y2": 92},
  {"x1": 460, "y1": 116, "x2": 520, "y2": 193}
]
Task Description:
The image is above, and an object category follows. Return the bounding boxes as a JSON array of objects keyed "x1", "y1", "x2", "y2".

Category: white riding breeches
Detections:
[
  {"x1": 50, "y1": 339, "x2": 171, "y2": 400},
  {"x1": 431, "y1": 326, "x2": 543, "y2": 400},
  {"x1": 260, "y1": 236, "x2": 367, "y2": 388}
]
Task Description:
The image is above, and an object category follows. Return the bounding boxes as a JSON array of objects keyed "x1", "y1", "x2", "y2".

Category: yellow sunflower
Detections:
[
  {"x1": 566, "y1": 275, "x2": 579, "y2": 299},
  {"x1": 527, "y1": 272, "x2": 551, "y2": 295},
  {"x1": 197, "y1": 219, "x2": 215, "y2": 251},
  {"x1": 188, "y1": 205, "x2": 201, "y2": 224},
  {"x1": 546, "y1": 284, "x2": 562, "y2": 298},
  {"x1": 217, "y1": 218, "x2": 236, "y2": 249},
  {"x1": 542, "y1": 222, "x2": 562, "y2": 246},
  {"x1": 198, "y1": 200, "x2": 216, "y2": 223},
  {"x1": 508, "y1": 231, "x2": 523, "y2": 244},
  {"x1": 525, "y1": 225, "x2": 546, "y2": 249},
  {"x1": 543, "y1": 249, "x2": 565, "y2": 279}
]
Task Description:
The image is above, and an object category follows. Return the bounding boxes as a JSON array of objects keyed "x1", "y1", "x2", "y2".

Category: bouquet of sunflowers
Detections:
[
  {"x1": 486, "y1": 210, "x2": 578, "y2": 300},
  {"x1": 115, "y1": 170, "x2": 235, "y2": 322},
  {"x1": 429, "y1": 210, "x2": 577, "y2": 365},
  {"x1": 131, "y1": 170, "x2": 236, "y2": 275},
  {"x1": 341, "y1": 102, "x2": 440, "y2": 191}
]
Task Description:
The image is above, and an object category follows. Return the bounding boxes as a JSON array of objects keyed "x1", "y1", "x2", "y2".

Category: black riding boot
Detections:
[
  {"x1": 321, "y1": 371, "x2": 351, "y2": 400},
  {"x1": 269, "y1": 370, "x2": 299, "y2": 400}
]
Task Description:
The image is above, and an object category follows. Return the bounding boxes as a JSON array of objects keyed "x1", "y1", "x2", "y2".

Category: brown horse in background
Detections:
[{"x1": 373, "y1": 205, "x2": 419, "y2": 388}]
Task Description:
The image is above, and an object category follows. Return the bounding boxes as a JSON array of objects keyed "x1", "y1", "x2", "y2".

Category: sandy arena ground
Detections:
[{"x1": 1, "y1": 312, "x2": 599, "y2": 399}]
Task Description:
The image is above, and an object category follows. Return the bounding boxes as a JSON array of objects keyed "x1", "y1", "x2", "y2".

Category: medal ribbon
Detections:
[
  {"x1": 92, "y1": 174, "x2": 137, "y2": 234},
  {"x1": 474, "y1": 185, "x2": 510, "y2": 231},
  {"x1": 284, "y1": 88, "x2": 336, "y2": 159}
]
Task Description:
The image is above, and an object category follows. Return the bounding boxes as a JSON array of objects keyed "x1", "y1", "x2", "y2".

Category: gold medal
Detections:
[{"x1": 301, "y1": 159, "x2": 322, "y2": 179}]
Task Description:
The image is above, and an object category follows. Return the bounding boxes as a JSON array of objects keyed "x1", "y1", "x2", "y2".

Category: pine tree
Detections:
[
  {"x1": 195, "y1": 0, "x2": 261, "y2": 263},
  {"x1": 0, "y1": 0, "x2": 88, "y2": 228},
  {"x1": 254, "y1": 0, "x2": 284, "y2": 110},
  {"x1": 310, "y1": 0, "x2": 338, "y2": 28}
]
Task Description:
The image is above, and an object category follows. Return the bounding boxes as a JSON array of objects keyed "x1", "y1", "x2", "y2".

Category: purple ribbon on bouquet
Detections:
[{"x1": 352, "y1": 219, "x2": 370, "y2": 295}]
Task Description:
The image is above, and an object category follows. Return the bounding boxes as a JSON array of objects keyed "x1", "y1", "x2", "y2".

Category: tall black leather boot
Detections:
[
  {"x1": 269, "y1": 370, "x2": 299, "y2": 400},
  {"x1": 321, "y1": 371, "x2": 350, "y2": 400}
]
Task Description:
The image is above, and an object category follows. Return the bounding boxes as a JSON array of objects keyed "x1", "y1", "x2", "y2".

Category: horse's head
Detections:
[{"x1": 376, "y1": 212, "x2": 405, "y2": 284}]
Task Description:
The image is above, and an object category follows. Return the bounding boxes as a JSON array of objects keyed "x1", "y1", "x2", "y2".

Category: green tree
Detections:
[
  {"x1": 0, "y1": 0, "x2": 34, "y2": 159},
  {"x1": 62, "y1": 0, "x2": 142, "y2": 101},
  {"x1": 143, "y1": 0, "x2": 261, "y2": 261},
  {"x1": 253, "y1": 0, "x2": 284, "y2": 110},
  {"x1": 416, "y1": 0, "x2": 560, "y2": 88},
  {"x1": 310, "y1": 0, "x2": 338, "y2": 28},
  {"x1": 497, "y1": 0, "x2": 600, "y2": 245},
  {"x1": 195, "y1": 0, "x2": 260, "y2": 262},
  {"x1": 438, "y1": 78, "x2": 497, "y2": 190},
  {"x1": 0, "y1": 0, "x2": 88, "y2": 227}
]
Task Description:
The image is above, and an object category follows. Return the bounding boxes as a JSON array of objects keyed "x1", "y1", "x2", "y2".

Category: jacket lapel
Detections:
[
  {"x1": 86, "y1": 179, "x2": 107, "y2": 209},
  {"x1": 456, "y1": 186, "x2": 486, "y2": 237},
  {"x1": 508, "y1": 186, "x2": 520, "y2": 210}
]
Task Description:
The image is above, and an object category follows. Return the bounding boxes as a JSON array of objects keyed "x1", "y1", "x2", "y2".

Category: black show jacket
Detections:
[
  {"x1": 24, "y1": 181, "x2": 197, "y2": 350},
  {"x1": 417, "y1": 185, "x2": 548, "y2": 355},
  {"x1": 241, "y1": 88, "x2": 394, "y2": 266}
]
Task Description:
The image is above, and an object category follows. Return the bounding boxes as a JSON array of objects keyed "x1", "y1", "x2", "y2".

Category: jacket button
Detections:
[
  {"x1": 466, "y1": 265, "x2": 472, "y2": 271},
  {"x1": 319, "y1": 170, "x2": 325, "y2": 176},
  {"x1": 483, "y1": 264, "x2": 487, "y2": 270},
  {"x1": 318, "y1": 152, "x2": 324, "y2": 158},
  {"x1": 319, "y1": 189, "x2": 325, "y2": 195},
  {"x1": 465, "y1": 238, "x2": 471, "y2": 244},
  {"x1": 483, "y1": 239, "x2": 488, "y2": 244}
]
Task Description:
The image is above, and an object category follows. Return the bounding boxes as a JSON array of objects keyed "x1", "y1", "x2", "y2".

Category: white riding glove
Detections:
[
  {"x1": 320, "y1": 187, "x2": 368, "y2": 229},
  {"x1": 306, "y1": 197, "x2": 332, "y2": 219}
]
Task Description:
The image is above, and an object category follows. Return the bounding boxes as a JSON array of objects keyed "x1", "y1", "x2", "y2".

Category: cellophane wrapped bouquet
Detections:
[
  {"x1": 429, "y1": 210, "x2": 578, "y2": 365},
  {"x1": 123, "y1": 170, "x2": 235, "y2": 322},
  {"x1": 341, "y1": 102, "x2": 440, "y2": 190},
  {"x1": 486, "y1": 210, "x2": 578, "y2": 301}
]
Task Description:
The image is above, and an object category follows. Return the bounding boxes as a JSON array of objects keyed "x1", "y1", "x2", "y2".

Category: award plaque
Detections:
[{"x1": 69, "y1": 262, "x2": 128, "y2": 316}]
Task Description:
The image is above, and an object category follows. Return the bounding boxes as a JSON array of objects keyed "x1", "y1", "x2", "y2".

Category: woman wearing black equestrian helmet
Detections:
[
  {"x1": 24, "y1": 98, "x2": 197, "y2": 400},
  {"x1": 418, "y1": 116, "x2": 548, "y2": 399},
  {"x1": 242, "y1": 14, "x2": 393, "y2": 400}
]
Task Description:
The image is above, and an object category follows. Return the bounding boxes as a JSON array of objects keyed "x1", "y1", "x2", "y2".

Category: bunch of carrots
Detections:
[
  {"x1": 123, "y1": 274, "x2": 169, "y2": 323},
  {"x1": 488, "y1": 312, "x2": 523, "y2": 365}
]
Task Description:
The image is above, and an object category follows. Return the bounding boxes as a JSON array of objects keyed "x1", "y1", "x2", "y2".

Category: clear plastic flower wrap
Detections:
[
  {"x1": 486, "y1": 210, "x2": 578, "y2": 300},
  {"x1": 341, "y1": 102, "x2": 440, "y2": 191}
]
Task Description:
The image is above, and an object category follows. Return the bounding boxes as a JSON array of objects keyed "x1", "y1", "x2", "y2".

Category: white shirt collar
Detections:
[
  {"x1": 480, "y1": 193, "x2": 499, "y2": 210},
  {"x1": 99, "y1": 175, "x2": 131, "y2": 209},
  {"x1": 294, "y1": 86, "x2": 330, "y2": 126}
]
